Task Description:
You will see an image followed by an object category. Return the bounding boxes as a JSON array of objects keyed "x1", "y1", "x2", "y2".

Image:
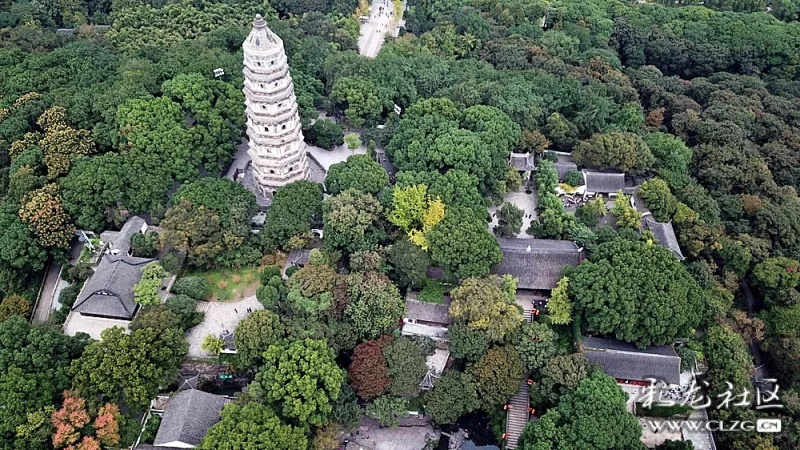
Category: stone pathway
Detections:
[
  {"x1": 306, "y1": 143, "x2": 366, "y2": 172},
  {"x1": 488, "y1": 188, "x2": 538, "y2": 238},
  {"x1": 358, "y1": 0, "x2": 396, "y2": 58},
  {"x1": 186, "y1": 296, "x2": 263, "y2": 358}
]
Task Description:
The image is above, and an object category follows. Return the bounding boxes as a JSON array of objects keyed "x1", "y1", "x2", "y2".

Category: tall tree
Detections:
[
  {"x1": 495, "y1": 202, "x2": 524, "y2": 237},
  {"x1": 251, "y1": 338, "x2": 345, "y2": 427},
  {"x1": 514, "y1": 322, "x2": 561, "y2": 374},
  {"x1": 348, "y1": 336, "x2": 393, "y2": 401},
  {"x1": 519, "y1": 371, "x2": 643, "y2": 450},
  {"x1": 570, "y1": 239, "x2": 703, "y2": 347},
  {"x1": 324, "y1": 154, "x2": 388, "y2": 195},
  {"x1": 323, "y1": 189, "x2": 385, "y2": 254},
  {"x1": 469, "y1": 346, "x2": 524, "y2": 410},
  {"x1": 70, "y1": 327, "x2": 187, "y2": 411},
  {"x1": 234, "y1": 310, "x2": 286, "y2": 369},
  {"x1": 450, "y1": 276, "x2": 523, "y2": 342},
  {"x1": 344, "y1": 271, "x2": 405, "y2": 341},
  {"x1": 0, "y1": 316, "x2": 86, "y2": 448},
  {"x1": 573, "y1": 132, "x2": 654, "y2": 174},
  {"x1": 386, "y1": 239, "x2": 431, "y2": 289},
  {"x1": 424, "y1": 370, "x2": 480, "y2": 425},
  {"x1": 132, "y1": 262, "x2": 168, "y2": 306},
  {"x1": 199, "y1": 402, "x2": 307, "y2": 450},
  {"x1": 18, "y1": 184, "x2": 74, "y2": 249},
  {"x1": 383, "y1": 337, "x2": 428, "y2": 397},
  {"x1": 427, "y1": 205, "x2": 501, "y2": 278},
  {"x1": 260, "y1": 181, "x2": 323, "y2": 251}
]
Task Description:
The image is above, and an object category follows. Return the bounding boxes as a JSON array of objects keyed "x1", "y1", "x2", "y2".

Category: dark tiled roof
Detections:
[
  {"x1": 153, "y1": 390, "x2": 227, "y2": 447},
  {"x1": 106, "y1": 216, "x2": 147, "y2": 255},
  {"x1": 509, "y1": 153, "x2": 536, "y2": 171},
  {"x1": 642, "y1": 215, "x2": 685, "y2": 261},
  {"x1": 287, "y1": 248, "x2": 310, "y2": 267},
  {"x1": 554, "y1": 161, "x2": 578, "y2": 181},
  {"x1": 583, "y1": 170, "x2": 626, "y2": 194},
  {"x1": 492, "y1": 238, "x2": 584, "y2": 290},
  {"x1": 405, "y1": 297, "x2": 451, "y2": 325},
  {"x1": 177, "y1": 370, "x2": 200, "y2": 391},
  {"x1": 72, "y1": 254, "x2": 152, "y2": 319},
  {"x1": 582, "y1": 336, "x2": 682, "y2": 385}
]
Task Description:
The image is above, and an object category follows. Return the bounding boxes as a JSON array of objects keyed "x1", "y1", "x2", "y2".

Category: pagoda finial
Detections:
[{"x1": 253, "y1": 14, "x2": 266, "y2": 29}]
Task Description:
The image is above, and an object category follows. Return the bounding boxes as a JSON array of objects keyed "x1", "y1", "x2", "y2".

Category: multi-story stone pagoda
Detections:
[{"x1": 242, "y1": 14, "x2": 309, "y2": 196}]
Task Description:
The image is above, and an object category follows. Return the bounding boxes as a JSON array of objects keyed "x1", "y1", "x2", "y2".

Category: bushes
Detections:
[
  {"x1": 61, "y1": 263, "x2": 93, "y2": 285},
  {"x1": 172, "y1": 276, "x2": 210, "y2": 300},
  {"x1": 58, "y1": 284, "x2": 82, "y2": 309},
  {"x1": 165, "y1": 295, "x2": 204, "y2": 330},
  {"x1": 260, "y1": 265, "x2": 282, "y2": 284},
  {"x1": 130, "y1": 232, "x2": 159, "y2": 258},
  {"x1": 564, "y1": 170, "x2": 584, "y2": 187},
  {"x1": 256, "y1": 285, "x2": 280, "y2": 308},
  {"x1": 160, "y1": 251, "x2": 183, "y2": 274},
  {"x1": 365, "y1": 396, "x2": 408, "y2": 426},
  {"x1": 418, "y1": 279, "x2": 445, "y2": 304}
]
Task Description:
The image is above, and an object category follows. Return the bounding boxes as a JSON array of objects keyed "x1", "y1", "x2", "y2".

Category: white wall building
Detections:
[{"x1": 242, "y1": 14, "x2": 309, "y2": 196}]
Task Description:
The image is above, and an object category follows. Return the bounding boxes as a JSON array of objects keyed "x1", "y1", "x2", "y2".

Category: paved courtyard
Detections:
[
  {"x1": 347, "y1": 425, "x2": 438, "y2": 450},
  {"x1": 63, "y1": 312, "x2": 130, "y2": 340},
  {"x1": 358, "y1": 0, "x2": 396, "y2": 58},
  {"x1": 306, "y1": 142, "x2": 366, "y2": 172},
  {"x1": 488, "y1": 187, "x2": 538, "y2": 238},
  {"x1": 186, "y1": 296, "x2": 263, "y2": 358}
]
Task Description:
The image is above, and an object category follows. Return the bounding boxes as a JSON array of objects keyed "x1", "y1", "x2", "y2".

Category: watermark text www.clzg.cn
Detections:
[
  {"x1": 644, "y1": 419, "x2": 782, "y2": 433},
  {"x1": 637, "y1": 378, "x2": 783, "y2": 433}
]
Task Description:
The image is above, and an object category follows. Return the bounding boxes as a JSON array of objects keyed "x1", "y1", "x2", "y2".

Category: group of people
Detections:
[{"x1": 561, "y1": 195, "x2": 586, "y2": 208}]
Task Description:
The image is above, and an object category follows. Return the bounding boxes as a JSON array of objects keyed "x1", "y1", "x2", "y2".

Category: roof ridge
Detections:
[{"x1": 585, "y1": 347, "x2": 679, "y2": 359}]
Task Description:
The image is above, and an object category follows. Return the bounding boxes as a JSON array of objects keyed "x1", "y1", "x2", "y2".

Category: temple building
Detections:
[{"x1": 242, "y1": 14, "x2": 309, "y2": 197}]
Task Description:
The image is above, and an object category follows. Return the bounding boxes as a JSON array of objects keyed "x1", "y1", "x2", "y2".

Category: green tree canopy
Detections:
[
  {"x1": 448, "y1": 322, "x2": 491, "y2": 362},
  {"x1": 573, "y1": 132, "x2": 654, "y2": 174},
  {"x1": 70, "y1": 326, "x2": 187, "y2": 411},
  {"x1": 0, "y1": 316, "x2": 86, "y2": 447},
  {"x1": 495, "y1": 202, "x2": 523, "y2": 237},
  {"x1": 344, "y1": 271, "x2": 405, "y2": 341},
  {"x1": 639, "y1": 178, "x2": 677, "y2": 222},
  {"x1": 450, "y1": 276, "x2": 523, "y2": 342},
  {"x1": 383, "y1": 337, "x2": 428, "y2": 397},
  {"x1": 324, "y1": 154, "x2": 388, "y2": 195},
  {"x1": 427, "y1": 205, "x2": 502, "y2": 278},
  {"x1": 260, "y1": 181, "x2": 323, "y2": 251},
  {"x1": 234, "y1": 310, "x2": 286, "y2": 369},
  {"x1": 570, "y1": 239, "x2": 704, "y2": 347},
  {"x1": 424, "y1": 370, "x2": 480, "y2": 425},
  {"x1": 514, "y1": 322, "x2": 562, "y2": 374},
  {"x1": 703, "y1": 324, "x2": 754, "y2": 395},
  {"x1": 172, "y1": 178, "x2": 258, "y2": 230},
  {"x1": 199, "y1": 401, "x2": 307, "y2": 450},
  {"x1": 519, "y1": 371, "x2": 644, "y2": 450},
  {"x1": 132, "y1": 262, "x2": 168, "y2": 306},
  {"x1": 386, "y1": 238, "x2": 431, "y2": 289},
  {"x1": 323, "y1": 189, "x2": 385, "y2": 254},
  {"x1": 251, "y1": 338, "x2": 345, "y2": 427},
  {"x1": 469, "y1": 345, "x2": 524, "y2": 410}
]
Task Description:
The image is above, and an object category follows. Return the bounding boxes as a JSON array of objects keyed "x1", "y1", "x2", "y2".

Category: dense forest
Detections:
[{"x1": 3, "y1": 0, "x2": 800, "y2": 449}]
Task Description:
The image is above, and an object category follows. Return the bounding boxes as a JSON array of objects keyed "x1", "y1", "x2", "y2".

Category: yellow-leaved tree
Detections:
[{"x1": 389, "y1": 185, "x2": 445, "y2": 250}]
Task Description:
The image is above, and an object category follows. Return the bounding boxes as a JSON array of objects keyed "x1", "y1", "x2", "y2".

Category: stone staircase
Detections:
[
  {"x1": 505, "y1": 380, "x2": 530, "y2": 449},
  {"x1": 523, "y1": 308, "x2": 533, "y2": 322},
  {"x1": 195, "y1": 301, "x2": 210, "y2": 313}
]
